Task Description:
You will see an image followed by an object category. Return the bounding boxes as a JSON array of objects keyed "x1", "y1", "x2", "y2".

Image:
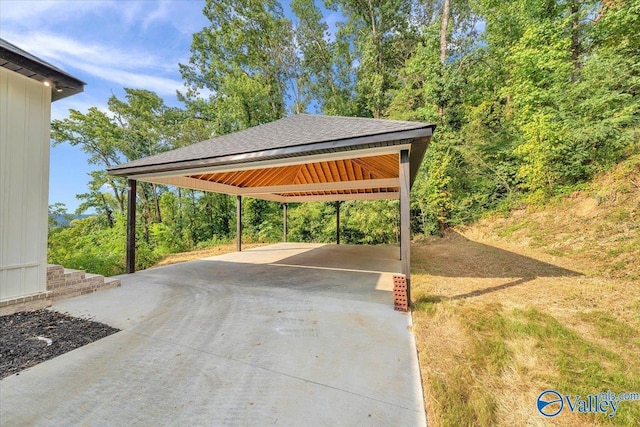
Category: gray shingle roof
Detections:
[{"x1": 109, "y1": 114, "x2": 434, "y2": 175}]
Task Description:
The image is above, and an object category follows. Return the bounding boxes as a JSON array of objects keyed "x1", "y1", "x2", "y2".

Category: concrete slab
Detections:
[{"x1": 0, "y1": 243, "x2": 426, "y2": 426}]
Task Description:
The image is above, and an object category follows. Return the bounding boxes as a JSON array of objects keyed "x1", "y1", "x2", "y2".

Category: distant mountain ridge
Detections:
[{"x1": 50, "y1": 213, "x2": 93, "y2": 227}]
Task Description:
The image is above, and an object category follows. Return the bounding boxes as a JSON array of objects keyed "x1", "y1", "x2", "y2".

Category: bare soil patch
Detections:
[{"x1": 0, "y1": 309, "x2": 119, "y2": 379}]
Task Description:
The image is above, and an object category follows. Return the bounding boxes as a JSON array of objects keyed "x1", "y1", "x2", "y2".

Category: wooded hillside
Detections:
[{"x1": 49, "y1": 0, "x2": 639, "y2": 275}]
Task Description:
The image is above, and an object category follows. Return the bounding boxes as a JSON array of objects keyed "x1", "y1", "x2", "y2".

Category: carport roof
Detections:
[{"x1": 108, "y1": 114, "x2": 434, "y2": 203}]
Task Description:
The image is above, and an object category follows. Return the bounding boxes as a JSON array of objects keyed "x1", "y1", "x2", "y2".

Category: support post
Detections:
[
  {"x1": 398, "y1": 204, "x2": 402, "y2": 261},
  {"x1": 126, "y1": 179, "x2": 137, "y2": 274},
  {"x1": 236, "y1": 195, "x2": 242, "y2": 252},
  {"x1": 335, "y1": 201, "x2": 341, "y2": 245},
  {"x1": 399, "y1": 149, "x2": 411, "y2": 302},
  {"x1": 283, "y1": 203, "x2": 288, "y2": 242}
]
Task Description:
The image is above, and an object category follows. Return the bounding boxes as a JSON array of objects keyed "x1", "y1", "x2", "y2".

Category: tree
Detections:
[
  {"x1": 328, "y1": 0, "x2": 416, "y2": 118},
  {"x1": 179, "y1": 0, "x2": 296, "y2": 130},
  {"x1": 51, "y1": 108, "x2": 127, "y2": 213},
  {"x1": 291, "y1": 0, "x2": 357, "y2": 115}
]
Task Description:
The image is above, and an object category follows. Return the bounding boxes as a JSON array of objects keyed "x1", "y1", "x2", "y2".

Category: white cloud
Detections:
[
  {"x1": 142, "y1": 1, "x2": 172, "y2": 29},
  {"x1": 99, "y1": 182, "x2": 114, "y2": 193},
  {"x1": 117, "y1": 1, "x2": 146, "y2": 26},
  {"x1": 163, "y1": 1, "x2": 209, "y2": 35},
  {"x1": 2, "y1": 30, "x2": 183, "y2": 96},
  {"x1": 3, "y1": 31, "x2": 170, "y2": 72},
  {"x1": 1, "y1": 1, "x2": 208, "y2": 103},
  {"x1": 76, "y1": 63, "x2": 185, "y2": 96},
  {"x1": 0, "y1": 0, "x2": 108, "y2": 23}
]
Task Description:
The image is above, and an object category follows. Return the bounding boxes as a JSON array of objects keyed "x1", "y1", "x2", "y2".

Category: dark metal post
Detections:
[
  {"x1": 400, "y1": 149, "x2": 411, "y2": 301},
  {"x1": 336, "y1": 201, "x2": 341, "y2": 245},
  {"x1": 236, "y1": 195, "x2": 242, "y2": 252},
  {"x1": 398, "y1": 199, "x2": 401, "y2": 260},
  {"x1": 126, "y1": 179, "x2": 137, "y2": 274},
  {"x1": 283, "y1": 203, "x2": 288, "y2": 242}
]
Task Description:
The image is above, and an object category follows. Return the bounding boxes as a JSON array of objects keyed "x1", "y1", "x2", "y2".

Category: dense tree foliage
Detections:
[{"x1": 49, "y1": 0, "x2": 639, "y2": 275}]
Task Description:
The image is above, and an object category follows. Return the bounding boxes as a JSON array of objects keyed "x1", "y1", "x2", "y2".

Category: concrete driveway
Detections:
[{"x1": 0, "y1": 243, "x2": 426, "y2": 426}]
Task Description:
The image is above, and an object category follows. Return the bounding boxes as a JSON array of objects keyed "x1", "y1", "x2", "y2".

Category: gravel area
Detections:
[{"x1": 0, "y1": 309, "x2": 119, "y2": 379}]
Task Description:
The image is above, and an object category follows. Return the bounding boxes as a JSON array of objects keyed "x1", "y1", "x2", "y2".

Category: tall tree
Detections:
[
  {"x1": 328, "y1": 0, "x2": 416, "y2": 118},
  {"x1": 108, "y1": 89, "x2": 182, "y2": 224},
  {"x1": 51, "y1": 108, "x2": 127, "y2": 213},
  {"x1": 291, "y1": 0, "x2": 357, "y2": 115},
  {"x1": 440, "y1": 0, "x2": 450, "y2": 63},
  {"x1": 52, "y1": 89, "x2": 185, "y2": 238},
  {"x1": 179, "y1": 0, "x2": 296, "y2": 131}
]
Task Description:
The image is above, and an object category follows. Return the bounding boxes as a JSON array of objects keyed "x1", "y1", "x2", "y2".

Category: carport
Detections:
[{"x1": 108, "y1": 114, "x2": 435, "y2": 298}]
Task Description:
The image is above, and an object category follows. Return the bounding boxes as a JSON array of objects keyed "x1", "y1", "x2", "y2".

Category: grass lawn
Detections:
[{"x1": 410, "y1": 233, "x2": 639, "y2": 426}]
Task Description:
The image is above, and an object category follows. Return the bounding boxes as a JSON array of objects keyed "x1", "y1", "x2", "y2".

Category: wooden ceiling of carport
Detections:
[
  {"x1": 141, "y1": 152, "x2": 402, "y2": 203},
  {"x1": 190, "y1": 154, "x2": 398, "y2": 194}
]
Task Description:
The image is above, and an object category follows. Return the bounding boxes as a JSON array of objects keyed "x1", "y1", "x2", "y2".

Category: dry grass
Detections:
[
  {"x1": 411, "y1": 237, "x2": 640, "y2": 426},
  {"x1": 411, "y1": 156, "x2": 640, "y2": 426},
  {"x1": 153, "y1": 243, "x2": 267, "y2": 267}
]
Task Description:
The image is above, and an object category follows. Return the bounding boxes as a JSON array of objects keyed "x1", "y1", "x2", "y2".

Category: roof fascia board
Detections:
[
  {"x1": 109, "y1": 127, "x2": 432, "y2": 177},
  {"x1": 409, "y1": 137, "x2": 431, "y2": 186},
  {"x1": 130, "y1": 144, "x2": 411, "y2": 181},
  {"x1": 0, "y1": 45, "x2": 83, "y2": 82}
]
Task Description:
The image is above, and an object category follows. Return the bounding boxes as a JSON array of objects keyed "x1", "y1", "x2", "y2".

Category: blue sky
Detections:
[{"x1": 0, "y1": 0, "x2": 212, "y2": 212}]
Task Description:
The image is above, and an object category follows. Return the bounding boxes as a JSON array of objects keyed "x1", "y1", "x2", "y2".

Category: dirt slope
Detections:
[{"x1": 467, "y1": 154, "x2": 640, "y2": 280}]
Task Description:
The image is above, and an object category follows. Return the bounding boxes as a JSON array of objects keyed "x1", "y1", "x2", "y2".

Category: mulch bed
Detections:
[{"x1": 0, "y1": 309, "x2": 119, "y2": 380}]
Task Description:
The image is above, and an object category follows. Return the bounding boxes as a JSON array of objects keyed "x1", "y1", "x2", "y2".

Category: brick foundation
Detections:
[
  {"x1": 1, "y1": 265, "x2": 121, "y2": 316},
  {"x1": 0, "y1": 292, "x2": 52, "y2": 316}
]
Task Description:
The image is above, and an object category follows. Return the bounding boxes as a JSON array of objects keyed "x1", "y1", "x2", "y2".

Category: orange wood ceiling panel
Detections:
[
  {"x1": 352, "y1": 155, "x2": 398, "y2": 178},
  {"x1": 190, "y1": 153, "x2": 399, "y2": 188}
]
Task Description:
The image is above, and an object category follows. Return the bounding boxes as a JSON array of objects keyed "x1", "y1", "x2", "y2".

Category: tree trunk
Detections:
[
  {"x1": 570, "y1": 0, "x2": 581, "y2": 79},
  {"x1": 100, "y1": 193, "x2": 114, "y2": 228},
  {"x1": 139, "y1": 184, "x2": 152, "y2": 243},
  {"x1": 189, "y1": 190, "x2": 197, "y2": 244},
  {"x1": 368, "y1": 0, "x2": 383, "y2": 119},
  {"x1": 440, "y1": 0, "x2": 450, "y2": 64},
  {"x1": 438, "y1": 0, "x2": 450, "y2": 118},
  {"x1": 177, "y1": 187, "x2": 182, "y2": 213},
  {"x1": 152, "y1": 184, "x2": 162, "y2": 223},
  {"x1": 111, "y1": 179, "x2": 125, "y2": 214}
]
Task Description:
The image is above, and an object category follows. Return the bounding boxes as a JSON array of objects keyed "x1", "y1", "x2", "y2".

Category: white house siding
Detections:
[{"x1": 0, "y1": 66, "x2": 51, "y2": 301}]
